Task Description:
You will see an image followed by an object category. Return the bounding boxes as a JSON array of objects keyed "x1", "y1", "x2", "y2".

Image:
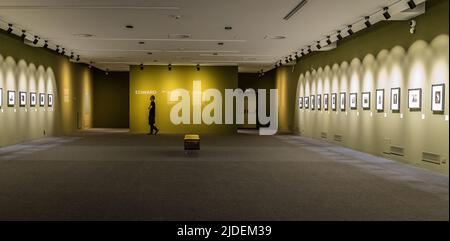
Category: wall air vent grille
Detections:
[
  {"x1": 390, "y1": 146, "x2": 405, "y2": 156},
  {"x1": 422, "y1": 152, "x2": 441, "y2": 165},
  {"x1": 334, "y1": 134, "x2": 343, "y2": 142}
]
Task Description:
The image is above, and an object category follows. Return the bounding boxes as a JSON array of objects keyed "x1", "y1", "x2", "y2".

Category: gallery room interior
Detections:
[{"x1": 0, "y1": 0, "x2": 448, "y2": 222}]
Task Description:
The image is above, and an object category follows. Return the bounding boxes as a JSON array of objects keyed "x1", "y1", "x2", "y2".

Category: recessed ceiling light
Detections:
[
  {"x1": 212, "y1": 53, "x2": 219, "y2": 56},
  {"x1": 169, "y1": 15, "x2": 182, "y2": 19},
  {"x1": 218, "y1": 42, "x2": 224, "y2": 46},
  {"x1": 224, "y1": 26, "x2": 233, "y2": 30},
  {"x1": 147, "y1": 52, "x2": 153, "y2": 55},
  {"x1": 125, "y1": 25, "x2": 134, "y2": 29},
  {"x1": 139, "y1": 41, "x2": 145, "y2": 44}
]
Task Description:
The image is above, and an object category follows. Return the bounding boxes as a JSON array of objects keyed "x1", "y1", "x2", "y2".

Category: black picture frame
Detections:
[
  {"x1": 362, "y1": 92, "x2": 371, "y2": 110},
  {"x1": 324, "y1": 94, "x2": 329, "y2": 111},
  {"x1": 48, "y1": 94, "x2": 54, "y2": 107},
  {"x1": 376, "y1": 89, "x2": 384, "y2": 112},
  {"x1": 408, "y1": 88, "x2": 422, "y2": 111},
  {"x1": 311, "y1": 95, "x2": 315, "y2": 110},
  {"x1": 317, "y1": 94, "x2": 322, "y2": 110},
  {"x1": 350, "y1": 93, "x2": 357, "y2": 110},
  {"x1": 305, "y1": 97, "x2": 309, "y2": 109},
  {"x1": 7, "y1": 90, "x2": 15, "y2": 107},
  {"x1": 340, "y1": 92, "x2": 346, "y2": 111},
  {"x1": 39, "y1": 93, "x2": 45, "y2": 107},
  {"x1": 0, "y1": 88, "x2": 2, "y2": 108},
  {"x1": 298, "y1": 97, "x2": 303, "y2": 109},
  {"x1": 19, "y1": 91, "x2": 27, "y2": 107},
  {"x1": 30, "y1": 92, "x2": 36, "y2": 107},
  {"x1": 390, "y1": 87, "x2": 401, "y2": 112},
  {"x1": 431, "y1": 84, "x2": 445, "y2": 112}
]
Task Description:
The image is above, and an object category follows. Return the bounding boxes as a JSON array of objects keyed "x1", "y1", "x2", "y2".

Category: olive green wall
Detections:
[
  {"x1": 290, "y1": 0, "x2": 449, "y2": 174},
  {"x1": 93, "y1": 70, "x2": 129, "y2": 128},
  {"x1": 0, "y1": 30, "x2": 93, "y2": 147},
  {"x1": 129, "y1": 65, "x2": 238, "y2": 134}
]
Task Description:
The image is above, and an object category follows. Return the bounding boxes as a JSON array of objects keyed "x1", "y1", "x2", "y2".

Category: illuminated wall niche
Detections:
[{"x1": 295, "y1": 35, "x2": 449, "y2": 173}]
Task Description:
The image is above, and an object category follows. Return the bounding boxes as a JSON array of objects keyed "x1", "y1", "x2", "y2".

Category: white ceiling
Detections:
[{"x1": 0, "y1": 0, "x2": 402, "y2": 72}]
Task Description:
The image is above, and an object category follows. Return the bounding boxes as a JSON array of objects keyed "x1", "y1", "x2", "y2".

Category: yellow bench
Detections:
[{"x1": 184, "y1": 134, "x2": 200, "y2": 151}]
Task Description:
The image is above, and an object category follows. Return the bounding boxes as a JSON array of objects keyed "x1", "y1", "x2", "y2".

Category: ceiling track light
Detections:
[
  {"x1": 70, "y1": 52, "x2": 74, "y2": 59},
  {"x1": 76, "y1": 55, "x2": 80, "y2": 62},
  {"x1": 337, "y1": 30, "x2": 343, "y2": 41},
  {"x1": 407, "y1": 0, "x2": 417, "y2": 9},
  {"x1": 43, "y1": 40, "x2": 48, "y2": 49},
  {"x1": 326, "y1": 36, "x2": 332, "y2": 45},
  {"x1": 61, "y1": 48, "x2": 66, "y2": 55},
  {"x1": 168, "y1": 64, "x2": 172, "y2": 71},
  {"x1": 6, "y1": 24, "x2": 13, "y2": 34},
  {"x1": 33, "y1": 35, "x2": 39, "y2": 45},
  {"x1": 347, "y1": 25, "x2": 354, "y2": 35},
  {"x1": 140, "y1": 63, "x2": 144, "y2": 70},
  {"x1": 383, "y1": 7, "x2": 391, "y2": 20},
  {"x1": 295, "y1": 52, "x2": 299, "y2": 60},
  {"x1": 196, "y1": 64, "x2": 200, "y2": 71},
  {"x1": 20, "y1": 30, "x2": 26, "y2": 40},
  {"x1": 55, "y1": 45, "x2": 60, "y2": 53},
  {"x1": 307, "y1": 46, "x2": 312, "y2": 54},
  {"x1": 316, "y1": 41, "x2": 321, "y2": 50},
  {"x1": 289, "y1": 55, "x2": 293, "y2": 62},
  {"x1": 285, "y1": 57, "x2": 289, "y2": 64},
  {"x1": 364, "y1": 16, "x2": 372, "y2": 28}
]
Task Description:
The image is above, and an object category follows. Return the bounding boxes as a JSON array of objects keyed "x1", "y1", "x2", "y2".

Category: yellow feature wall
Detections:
[
  {"x1": 295, "y1": 35, "x2": 449, "y2": 174},
  {"x1": 129, "y1": 65, "x2": 238, "y2": 134},
  {"x1": 0, "y1": 32, "x2": 93, "y2": 147}
]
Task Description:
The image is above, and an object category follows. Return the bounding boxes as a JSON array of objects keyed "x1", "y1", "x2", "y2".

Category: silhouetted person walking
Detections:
[{"x1": 148, "y1": 95, "x2": 159, "y2": 135}]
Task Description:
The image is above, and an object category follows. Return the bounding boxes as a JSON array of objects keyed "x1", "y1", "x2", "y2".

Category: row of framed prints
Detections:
[
  {"x1": 0, "y1": 89, "x2": 53, "y2": 108},
  {"x1": 298, "y1": 84, "x2": 445, "y2": 112}
]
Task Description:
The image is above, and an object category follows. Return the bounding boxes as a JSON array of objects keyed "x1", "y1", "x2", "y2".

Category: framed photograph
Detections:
[
  {"x1": 331, "y1": 93, "x2": 337, "y2": 111},
  {"x1": 305, "y1": 97, "x2": 309, "y2": 109},
  {"x1": 7, "y1": 91, "x2": 15, "y2": 107},
  {"x1": 362, "y1": 92, "x2": 371, "y2": 110},
  {"x1": 376, "y1": 89, "x2": 384, "y2": 111},
  {"x1": 0, "y1": 88, "x2": 2, "y2": 108},
  {"x1": 39, "y1": 93, "x2": 45, "y2": 107},
  {"x1": 390, "y1": 88, "x2": 400, "y2": 111},
  {"x1": 431, "y1": 84, "x2": 445, "y2": 112},
  {"x1": 340, "y1": 92, "x2": 346, "y2": 111},
  {"x1": 317, "y1": 94, "x2": 322, "y2": 110},
  {"x1": 324, "y1": 94, "x2": 329, "y2": 110},
  {"x1": 311, "y1": 95, "x2": 315, "y2": 110},
  {"x1": 48, "y1": 94, "x2": 54, "y2": 107},
  {"x1": 30, "y1": 93, "x2": 37, "y2": 107},
  {"x1": 350, "y1": 93, "x2": 357, "y2": 110},
  {"x1": 19, "y1": 92, "x2": 27, "y2": 107},
  {"x1": 408, "y1": 88, "x2": 422, "y2": 110},
  {"x1": 298, "y1": 97, "x2": 303, "y2": 109}
]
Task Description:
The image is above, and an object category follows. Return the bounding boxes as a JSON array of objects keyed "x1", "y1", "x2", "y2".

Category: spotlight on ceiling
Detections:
[
  {"x1": 196, "y1": 64, "x2": 200, "y2": 71},
  {"x1": 33, "y1": 36, "x2": 39, "y2": 45},
  {"x1": 316, "y1": 41, "x2": 321, "y2": 50},
  {"x1": 168, "y1": 64, "x2": 172, "y2": 71},
  {"x1": 285, "y1": 57, "x2": 289, "y2": 64},
  {"x1": 307, "y1": 46, "x2": 312, "y2": 54},
  {"x1": 70, "y1": 52, "x2": 74, "y2": 59},
  {"x1": 326, "y1": 36, "x2": 332, "y2": 45},
  {"x1": 140, "y1": 63, "x2": 144, "y2": 70},
  {"x1": 76, "y1": 55, "x2": 80, "y2": 62},
  {"x1": 43, "y1": 40, "x2": 48, "y2": 49},
  {"x1": 407, "y1": 0, "x2": 416, "y2": 9},
  {"x1": 7, "y1": 24, "x2": 13, "y2": 34},
  {"x1": 365, "y1": 16, "x2": 372, "y2": 28},
  {"x1": 61, "y1": 48, "x2": 66, "y2": 55},
  {"x1": 347, "y1": 25, "x2": 354, "y2": 35},
  {"x1": 20, "y1": 30, "x2": 26, "y2": 40},
  {"x1": 337, "y1": 30, "x2": 343, "y2": 41},
  {"x1": 55, "y1": 45, "x2": 60, "y2": 53},
  {"x1": 383, "y1": 7, "x2": 391, "y2": 20},
  {"x1": 295, "y1": 52, "x2": 299, "y2": 60},
  {"x1": 289, "y1": 55, "x2": 293, "y2": 62}
]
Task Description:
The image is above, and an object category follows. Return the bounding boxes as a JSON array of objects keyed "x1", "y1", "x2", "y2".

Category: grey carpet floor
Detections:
[{"x1": 0, "y1": 129, "x2": 448, "y2": 221}]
